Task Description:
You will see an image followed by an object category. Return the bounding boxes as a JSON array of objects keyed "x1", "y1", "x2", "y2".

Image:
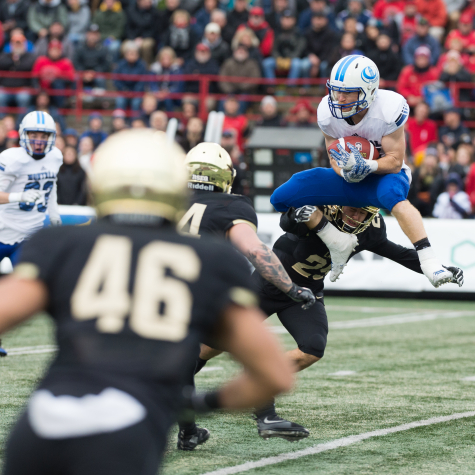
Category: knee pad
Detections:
[{"x1": 298, "y1": 330, "x2": 328, "y2": 359}]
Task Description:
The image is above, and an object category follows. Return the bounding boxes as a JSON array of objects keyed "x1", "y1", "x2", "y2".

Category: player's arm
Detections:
[
  {"x1": 0, "y1": 275, "x2": 48, "y2": 333},
  {"x1": 229, "y1": 223, "x2": 315, "y2": 307},
  {"x1": 376, "y1": 125, "x2": 405, "y2": 174},
  {"x1": 48, "y1": 182, "x2": 62, "y2": 226},
  {"x1": 0, "y1": 173, "x2": 42, "y2": 205},
  {"x1": 323, "y1": 131, "x2": 343, "y2": 177}
]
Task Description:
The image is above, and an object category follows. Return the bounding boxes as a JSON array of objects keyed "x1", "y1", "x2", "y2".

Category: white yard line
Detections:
[
  {"x1": 200, "y1": 366, "x2": 223, "y2": 373},
  {"x1": 5, "y1": 345, "x2": 57, "y2": 356},
  {"x1": 201, "y1": 411, "x2": 475, "y2": 475}
]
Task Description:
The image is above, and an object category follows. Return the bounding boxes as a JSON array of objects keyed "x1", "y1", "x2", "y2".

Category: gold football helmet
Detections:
[
  {"x1": 185, "y1": 142, "x2": 236, "y2": 194},
  {"x1": 328, "y1": 205, "x2": 380, "y2": 235},
  {"x1": 89, "y1": 129, "x2": 188, "y2": 221}
]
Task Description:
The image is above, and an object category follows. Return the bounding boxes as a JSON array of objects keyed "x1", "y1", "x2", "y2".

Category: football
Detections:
[{"x1": 327, "y1": 136, "x2": 380, "y2": 161}]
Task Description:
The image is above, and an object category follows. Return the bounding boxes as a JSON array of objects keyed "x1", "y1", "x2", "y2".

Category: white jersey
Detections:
[
  {"x1": 0, "y1": 146, "x2": 63, "y2": 244},
  {"x1": 318, "y1": 89, "x2": 411, "y2": 180}
]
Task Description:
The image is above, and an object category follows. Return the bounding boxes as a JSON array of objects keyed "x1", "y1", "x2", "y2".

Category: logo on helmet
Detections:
[{"x1": 361, "y1": 66, "x2": 378, "y2": 83}]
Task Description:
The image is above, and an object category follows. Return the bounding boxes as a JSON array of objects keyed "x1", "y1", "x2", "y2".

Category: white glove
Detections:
[
  {"x1": 341, "y1": 144, "x2": 373, "y2": 183},
  {"x1": 294, "y1": 205, "x2": 317, "y2": 223},
  {"x1": 329, "y1": 143, "x2": 357, "y2": 171},
  {"x1": 9, "y1": 190, "x2": 42, "y2": 204},
  {"x1": 49, "y1": 216, "x2": 62, "y2": 226}
]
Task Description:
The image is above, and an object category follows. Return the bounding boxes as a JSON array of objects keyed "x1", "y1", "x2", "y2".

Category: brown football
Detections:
[{"x1": 327, "y1": 136, "x2": 380, "y2": 161}]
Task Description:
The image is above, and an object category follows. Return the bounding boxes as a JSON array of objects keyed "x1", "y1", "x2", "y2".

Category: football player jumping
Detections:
[
  {"x1": 0, "y1": 111, "x2": 62, "y2": 356},
  {"x1": 176, "y1": 142, "x2": 315, "y2": 449},
  {"x1": 270, "y1": 55, "x2": 455, "y2": 289},
  {"x1": 197, "y1": 204, "x2": 464, "y2": 439}
]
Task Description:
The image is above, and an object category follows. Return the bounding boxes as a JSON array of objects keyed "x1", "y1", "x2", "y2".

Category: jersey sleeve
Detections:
[
  {"x1": 0, "y1": 149, "x2": 23, "y2": 179},
  {"x1": 385, "y1": 97, "x2": 409, "y2": 135},
  {"x1": 316, "y1": 97, "x2": 337, "y2": 138},
  {"x1": 225, "y1": 196, "x2": 258, "y2": 232}
]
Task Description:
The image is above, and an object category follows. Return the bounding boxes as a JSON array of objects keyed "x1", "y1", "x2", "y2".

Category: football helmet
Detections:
[
  {"x1": 90, "y1": 130, "x2": 188, "y2": 221},
  {"x1": 327, "y1": 55, "x2": 380, "y2": 119},
  {"x1": 185, "y1": 142, "x2": 236, "y2": 194},
  {"x1": 329, "y1": 205, "x2": 379, "y2": 234},
  {"x1": 19, "y1": 111, "x2": 56, "y2": 159}
]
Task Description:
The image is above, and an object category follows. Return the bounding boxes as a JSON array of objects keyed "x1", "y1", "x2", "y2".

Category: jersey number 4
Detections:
[
  {"x1": 19, "y1": 181, "x2": 53, "y2": 212},
  {"x1": 177, "y1": 203, "x2": 207, "y2": 237},
  {"x1": 71, "y1": 235, "x2": 201, "y2": 342}
]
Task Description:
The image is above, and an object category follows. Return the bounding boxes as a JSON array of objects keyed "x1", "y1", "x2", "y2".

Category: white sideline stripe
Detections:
[
  {"x1": 325, "y1": 306, "x2": 436, "y2": 313},
  {"x1": 200, "y1": 366, "x2": 223, "y2": 373},
  {"x1": 5, "y1": 345, "x2": 57, "y2": 356},
  {"x1": 201, "y1": 411, "x2": 475, "y2": 475},
  {"x1": 461, "y1": 376, "x2": 475, "y2": 381}
]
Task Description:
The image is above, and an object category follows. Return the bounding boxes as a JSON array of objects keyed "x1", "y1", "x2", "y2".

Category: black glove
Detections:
[
  {"x1": 286, "y1": 283, "x2": 316, "y2": 310},
  {"x1": 180, "y1": 386, "x2": 222, "y2": 422},
  {"x1": 280, "y1": 208, "x2": 309, "y2": 236},
  {"x1": 443, "y1": 265, "x2": 464, "y2": 287}
]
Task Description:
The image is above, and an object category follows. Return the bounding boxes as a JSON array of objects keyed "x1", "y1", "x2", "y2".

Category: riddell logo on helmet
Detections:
[{"x1": 189, "y1": 182, "x2": 215, "y2": 191}]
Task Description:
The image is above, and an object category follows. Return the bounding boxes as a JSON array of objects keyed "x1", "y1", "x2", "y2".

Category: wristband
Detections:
[
  {"x1": 8, "y1": 192, "x2": 22, "y2": 203},
  {"x1": 368, "y1": 160, "x2": 378, "y2": 173}
]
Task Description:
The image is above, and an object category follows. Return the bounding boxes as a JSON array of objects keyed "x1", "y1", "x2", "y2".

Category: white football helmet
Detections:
[
  {"x1": 327, "y1": 55, "x2": 380, "y2": 119},
  {"x1": 185, "y1": 142, "x2": 236, "y2": 194},
  {"x1": 19, "y1": 111, "x2": 56, "y2": 158}
]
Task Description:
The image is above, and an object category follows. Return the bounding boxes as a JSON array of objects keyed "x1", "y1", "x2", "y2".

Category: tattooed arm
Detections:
[{"x1": 228, "y1": 223, "x2": 315, "y2": 309}]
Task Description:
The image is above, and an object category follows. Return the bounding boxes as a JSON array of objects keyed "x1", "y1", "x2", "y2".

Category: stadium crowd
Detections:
[{"x1": 0, "y1": 0, "x2": 474, "y2": 217}]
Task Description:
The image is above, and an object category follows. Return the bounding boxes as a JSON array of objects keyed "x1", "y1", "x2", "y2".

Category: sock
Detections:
[
  {"x1": 311, "y1": 216, "x2": 329, "y2": 233},
  {"x1": 417, "y1": 246, "x2": 444, "y2": 280},
  {"x1": 414, "y1": 237, "x2": 431, "y2": 251},
  {"x1": 254, "y1": 399, "x2": 277, "y2": 419},
  {"x1": 314, "y1": 218, "x2": 351, "y2": 251},
  {"x1": 178, "y1": 361, "x2": 198, "y2": 435},
  {"x1": 195, "y1": 357, "x2": 208, "y2": 375}
]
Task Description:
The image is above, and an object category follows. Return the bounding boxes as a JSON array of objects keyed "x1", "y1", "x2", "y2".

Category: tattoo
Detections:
[{"x1": 246, "y1": 243, "x2": 292, "y2": 293}]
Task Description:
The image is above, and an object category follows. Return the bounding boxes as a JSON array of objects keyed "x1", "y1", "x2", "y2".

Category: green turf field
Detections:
[{"x1": 2, "y1": 297, "x2": 475, "y2": 474}]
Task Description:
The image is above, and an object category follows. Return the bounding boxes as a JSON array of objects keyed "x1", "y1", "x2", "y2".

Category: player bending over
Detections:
[
  {"x1": 198, "y1": 204, "x2": 463, "y2": 439},
  {"x1": 0, "y1": 111, "x2": 62, "y2": 357},
  {"x1": 0, "y1": 130, "x2": 294, "y2": 475},
  {"x1": 270, "y1": 55, "x2": 454, "y2": 289},
  {"x1": 176, "y1": 142, "x2": 315, "y2": 449}
]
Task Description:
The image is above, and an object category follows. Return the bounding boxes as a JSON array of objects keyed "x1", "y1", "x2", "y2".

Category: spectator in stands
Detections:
[
  {"x1": 0, "y1": 0, "x2": 30, "y2": 43},
  {"x1": 288, "y1": 99, "x2": 316, "y2": 128},
  {"x1": 243, "y1": 7, "x2": 274, "y2": 58},
  {"x1": 35, "y1": 21, "x2": 74, "y2": 60},
  {"x1": 367, "y1": 32, "x2": 401, "y2": 83},
  {"x1": 203, "y1": 23, "x2": 230, "y2": 67},
  {"x1": 465, "y1": 156, "x2": 475, "y2": 213},
  {"x1": 433, "y1": 173, "x2": 472, "y2": 219},
  {"x1": 452, "y1": 144, "x2": 472, "y2": 181},
  {"x1": 266, "y1": 0, "x2": 291, "y2": 34},
  {"x1": 210, "y1": 9, "x2": 234, "y2": 44},
  {"x1": 113, "y1": 41, "x2": 149, "y2": 111},
  {"x1": 66, "y1": 0, "x2": 90, "y2": 45},
  {"x1": 302, "y1": 0, "x2": 337, "y2": 31},
  {"x1": 219, "y1": 44, "x2": 260, "y2": 112},
  {"x1": 415, "y1": 0, "x2": 446, "y2": 41},
  {"x1": 176, "y1": 116, "x2": 203, "y2": 152},
  {"x1": 445, "y1": 12, "x2": 475, "y2": 52},
  {"x1": 439, "y1": 107, "x2": 471, "y2": 150},
  {"x1": 63, "y1": 127, "x2": 78, "y2": 148},
  {"x1": 57, "y1": 145, "x2": 87, "y2": 205},
  {"x1": 336, "y1": 0, "x2": 372, "y2": 32},
  {"x1": 403, "y1": 17, "x2": 441, "y2": 65},
  {"x1": 92, "y1": 0, "x2": 126, "y2": 61},
  {"x1": 227, "y1": 0, "x2": 249, "y2": 38},
  {"x1": 55, "y1": 133, "x2": 65, "y2": 153},
  {"x1": 373, "y1": 0, "x2": 404, "y2": 21},
  {"x1": 342, "y1": 16, "x2": 365, "y2": 52},
  {"x1": 78, "y1": 135, "x2": 94, "y2": 172},
  {"x1": 183, "y1": 43, "x2": 220, "y2": 93},
  {"x1": 0, "y1": 122, "x2": 6, "y2": 153},
  {"x1": 0, "y1": 32, "x2": 35, "y2": 112},
  {"x1": 194, "y1": 0, "x2": 218, "y2": 37},
  {"x1": 125, "y1": 0, "x2": 162, "y2": 65},
  {"x1": 5, "y1": 130, "x2": 20, "y2": 148},
  {"x1": 27, "y1": 0, "x2": 69, "y2": 40},
  {"x1": 222, "y1": 96, "x2": 248, "y2": 151},
  {"x1": 32, "y1": 40, "x2": 75, "y2": 107},
  {"x1": 256, "y1": 95, "x2": 285, "y2": 127},
  {"x1": 160, "y1": 0, "x2": 181, "y2": 36},
  {"x1": 110, "y1": 108, "x2": 128, "y2": 134},
  {"x1": 150, "y1": 47, "x2": 183, "y2": 111},
  {"x1": 406, "y1": 102, "x2": 437, "y2": 157},
  {"x1": 149, "y1": 110, "x2": 168, "y2": 131},
  {"x1": 181, "y1": 98, "x2": 198, "y2": 126},
  {"x1": 131, "y1": 118, "x2": 146, "y2": 127},
  {"x1": 398, "y1": 0, "x2": 418, "y2": 45},
  {"x1": 397, "y1": 46, "x2": 438, "y2": 108},
  {"x1": 339, "y1": 32, "x2": 364, "y2": 57},
  {"x1": 361, "y1": 18, "x2": 380, "y2": 55},
  {"x1": 80, "y1": 112, "x2": 108, "y2": 148},
  {"x1": 231, "y1": 27, "x2": 263, "y2": 65},
  {"x1": 163, "y1": 10, "x2": 200, "y2": 64},
  {"x1": 262, "y1": 10, "x2": 308, "y2": 84},
  {"x1": 438, "y1": 50, "x2": 472, "y2": 103},
  {"x1": 304, "y1": 12, "x2": 339, "y2": 78},
  {"x1": 408, "y1": 148, "x2": 442, "y2": 216},
  {"x1": 3, "y1": 27, "x2": 34, "y2": 53},
  {"x1": 220, "y1": 129, "x2": 245, "y2": 195},
  {"x1": 74, "y1": 24, "x2": 110, "y2": 91},
  {"x1": 22, "y1": 91, "x2": 65, "y2": 130},
  {"x1": 138, "y1": 93, "x2": 157, "y2": 124}
]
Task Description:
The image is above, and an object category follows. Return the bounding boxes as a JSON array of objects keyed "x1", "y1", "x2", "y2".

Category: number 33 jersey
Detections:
[{"x1": 0, "y1": 146, "x2": 62, "y2": 243}]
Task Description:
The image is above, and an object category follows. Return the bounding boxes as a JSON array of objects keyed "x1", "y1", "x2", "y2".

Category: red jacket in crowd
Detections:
[
  {"x1": 240, "y1": 20, "x2": 274, "y2": 58},
  {"x1": 415, "y1": 0, "x2": 447, "y2": 27},
  {"x1": 406, "y1": 116, "x2": 438, "y2": 153},
  {"x1": 373, "y1": 0, "x2": 405, "y2": 20},
  {"x1": 444, "y1": 28, "x2": 475, "y2": 50},
  {"x1": 465, "y1": 163, "x2": 475, "y2": 210},
  {"x1": 223, "y1": 114, "x2": 248, "y2": 152},
  {"x1": 32, "y1": 55, "x2": 75, "y2": 89},
  {"x1": 401, "y1": 15, "x2": 418, "y2": 44},
  {"x1": 397, "y1": 65, "x2": 439, "y2": 106}
]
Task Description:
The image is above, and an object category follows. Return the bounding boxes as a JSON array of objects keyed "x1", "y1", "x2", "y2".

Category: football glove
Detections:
[
  {"x1": 341, "y1": 145, "x2": 373, "y2": 183},
  {"x1": 443, "y1": 265, "x2": 464, "y2": 287},
  {"x1": 8, "y1": 189, "x2": 42, "y2": 204},
  {"x1": 329, "y1": 143, "x2": 357, "y2": 171},
  {"x1": 294, "y1": 205, "x2": 317, "y2": 223},
  {"x1": 286, "y1": 283, "x2": 316, "y2": 310}
]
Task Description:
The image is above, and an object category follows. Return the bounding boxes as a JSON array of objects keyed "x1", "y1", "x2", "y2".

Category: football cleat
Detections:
[
  {"x1": 328, "y1": 233, "x2": 358, "y2": 282},
  {"x1": 427, "y1": 268, "x2": 454, "y2": 288},
  {"x1": 254, "y1": 414, "x2": 310, "y2": 442},
  {"x1": 0, "y1": 339, "x2": 7, "y2": 357},
  {"x1": 177, "y1": 426, "x2": 210, "y2": 451}
]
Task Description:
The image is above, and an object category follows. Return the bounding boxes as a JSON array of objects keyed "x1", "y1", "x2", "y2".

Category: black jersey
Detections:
[
  {"x1": 177, "y1": 191, "x2": 258, "y2": 238},
  {"x1": 270, "y1": 210, "x2": 423, "y2": 294},
  {"x1": 16, "y1": 221, "x2": 256, "y2": 424}
]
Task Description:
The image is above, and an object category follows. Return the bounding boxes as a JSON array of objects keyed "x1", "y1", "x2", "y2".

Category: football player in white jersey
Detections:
[{"x1": 271, "y1": 55, "x2": 454, "y2": 289}]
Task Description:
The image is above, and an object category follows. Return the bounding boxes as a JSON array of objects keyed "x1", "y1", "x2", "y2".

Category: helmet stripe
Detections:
[
  {"x1": 40, "y1": 112, "x2": 45, "y2": 124},
  {"x1": 338, "y1": 55, "x2": 359, "y2": 81},
  {"x1": 334, "y1": 55, "x2": 354, "y2": 82}
]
